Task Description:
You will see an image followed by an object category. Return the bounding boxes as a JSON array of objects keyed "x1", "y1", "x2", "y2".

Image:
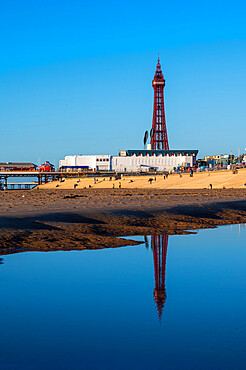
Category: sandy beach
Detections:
[
  {"x1": 37, "y1": 168, "x2": 246, "y2": 190},
  {"x1": 1, "y1": 187, "x2": 246, "y2": 255}
]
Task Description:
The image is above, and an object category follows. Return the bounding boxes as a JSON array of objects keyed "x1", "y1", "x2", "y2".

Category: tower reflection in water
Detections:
[{"x1": 145, "y1": 235, "x2": 169, "y2": 321}]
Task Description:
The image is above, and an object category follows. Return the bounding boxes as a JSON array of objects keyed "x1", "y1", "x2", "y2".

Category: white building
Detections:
[
  {"x1": 59, "y1": 149, "x2": 198, "y2": 172},
  {"x1": 59, "y1": 154, "x2": 111, "y2": 171}
]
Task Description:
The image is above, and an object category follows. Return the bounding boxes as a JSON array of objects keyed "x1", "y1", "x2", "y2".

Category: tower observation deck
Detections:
[{"x1": 150, "y1": 58, "x2": 169, "y2": 150}]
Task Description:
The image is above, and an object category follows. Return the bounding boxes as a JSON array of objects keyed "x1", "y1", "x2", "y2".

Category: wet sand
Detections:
[{"x1": 1, "y1": 188, "x2": 246, "y2": 255}]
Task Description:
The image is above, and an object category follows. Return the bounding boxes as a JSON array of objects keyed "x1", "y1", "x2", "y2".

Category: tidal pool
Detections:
[{"x1": 1, "y1": 224, "x2": 246, "y2": 369}]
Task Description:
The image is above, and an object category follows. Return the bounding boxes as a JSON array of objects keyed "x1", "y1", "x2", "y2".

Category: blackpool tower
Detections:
[
  {"x1": 150, "y1": 58, "x2": 169, "y2": 150},
  {"x1": 152, "y1": 234, "x2": 169, "y2": 321}
]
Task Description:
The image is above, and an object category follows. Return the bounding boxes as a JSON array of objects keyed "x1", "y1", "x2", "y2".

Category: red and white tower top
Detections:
[{"x1": 150, "y1": 58, "x2": 169, "y2": 150}]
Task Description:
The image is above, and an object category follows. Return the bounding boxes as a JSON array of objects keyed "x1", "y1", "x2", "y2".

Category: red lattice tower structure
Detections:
[
  {"x1": 150, "y1": 58, "x2": 169, "y2": 150},
  {"x1": 152, "y1": 234, "x2": 169, "y2": 321}
]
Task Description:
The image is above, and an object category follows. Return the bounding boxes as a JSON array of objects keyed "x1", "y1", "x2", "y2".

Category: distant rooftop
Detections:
[{"x1": 0, "y1": 162, "x2": 37, "y2": 168}]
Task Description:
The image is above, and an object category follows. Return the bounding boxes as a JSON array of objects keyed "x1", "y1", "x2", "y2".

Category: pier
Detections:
[
  {"x1": 0, "y1": 171, "x2": 58, "y2": 188},
  {"x1": 0, "y1": 171, "x2": 114, "y2": 189},
  {"x1": 0, "y1": 171, "x2": 71, "y2": 189},
  {"x1": 7, "y1": 182, "x2": 38, "y2": 190}
]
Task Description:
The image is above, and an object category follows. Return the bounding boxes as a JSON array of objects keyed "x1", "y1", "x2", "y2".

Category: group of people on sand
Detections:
[
  {"x1": 70, "y1": 169, "x2": 201, "y2": 190},
  {"x1": 112, "y1": 182, "x2": 121, "y2": 189}
]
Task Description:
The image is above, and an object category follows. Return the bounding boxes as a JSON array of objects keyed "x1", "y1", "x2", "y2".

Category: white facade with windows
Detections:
[
  {"x1": 111, "y1": 154, "x2": 194, "y2": 172},
  {"x1": 59, "y1": 150, "x2": 198, "y2": 172},
  {"x1": 59, "y1": 155, "x2": 111, "y2": 171}
]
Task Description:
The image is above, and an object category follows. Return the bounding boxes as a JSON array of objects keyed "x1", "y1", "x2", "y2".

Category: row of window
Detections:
[
  {"x1": 130, "y1": 161, "x2": 178, "y2": 165},
  {"x1": 130, "y1": 153, "x2": 193, "y2": 157},
  {"x1": 96, "y1": 158, "x2": 110, "y2": 162}
]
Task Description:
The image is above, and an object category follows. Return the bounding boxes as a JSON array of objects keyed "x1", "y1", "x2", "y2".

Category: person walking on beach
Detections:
[
  {"x1": 112, "y1": 183, "x2": 115, "y2": 189},
  {"x1": 119, "y1": 182, "x2": 121, "y2": 188}
]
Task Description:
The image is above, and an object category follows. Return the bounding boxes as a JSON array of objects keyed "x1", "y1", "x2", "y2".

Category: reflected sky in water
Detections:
[{"x1": 1, "y1": 224, "x2": 246, "y2": 369}]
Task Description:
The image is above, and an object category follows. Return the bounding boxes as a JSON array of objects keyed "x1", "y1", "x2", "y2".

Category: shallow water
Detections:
[
  {"x1": 1, "y1": 176, "x2": 38, "y2": 190},
  {"x1": 1, "y1": 224, "x2": 246, "y2": 369}
]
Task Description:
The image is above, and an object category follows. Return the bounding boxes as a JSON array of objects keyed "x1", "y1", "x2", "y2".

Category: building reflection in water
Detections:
[{"x1": 145, "y1": 235, "x2": 169, "y2": 321}]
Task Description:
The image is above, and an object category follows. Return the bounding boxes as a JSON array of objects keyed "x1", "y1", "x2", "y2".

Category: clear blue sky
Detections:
[{"x1": 0, "y1": 0, "x2": 245, "y2": 165}]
